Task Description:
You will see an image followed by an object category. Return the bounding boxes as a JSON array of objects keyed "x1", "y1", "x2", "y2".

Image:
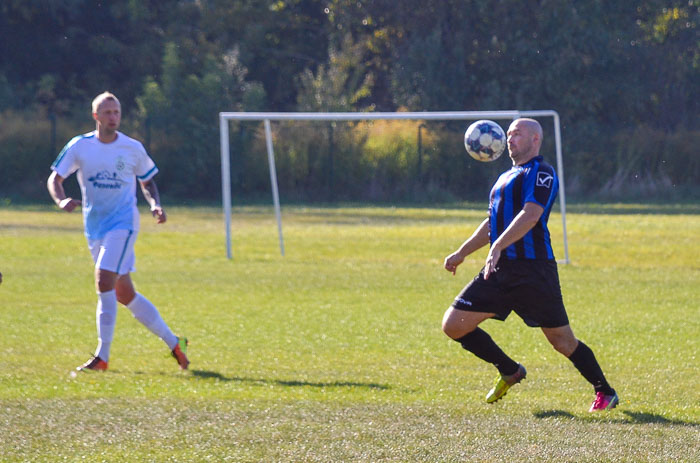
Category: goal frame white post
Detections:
[{"x1": 219, "y1": 110, "x2": 569, "y2": 264}]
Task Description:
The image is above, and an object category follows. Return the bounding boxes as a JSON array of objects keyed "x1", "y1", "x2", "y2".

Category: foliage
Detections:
[
  {"x1": 296, "y1": 34, "x2": 374, "y2": 113},
  {"x1": 135, "y1": 43, "x2": 267, "y2": 198},
  {"x1": 0, "y1": 111, "x2": 53, "y2": 199},
  {"x1": 598, "y1": 126, "x2": 700, "y2": 198},
  {"x1": 0, "y1": 1, "x2": 697, "y2": 201},
  {"x1": 0, "y1": 110, "x2": 92, "y2": 200},
  {"x1": 0, "y1": 0, "x2": 181, "y2": 111}
]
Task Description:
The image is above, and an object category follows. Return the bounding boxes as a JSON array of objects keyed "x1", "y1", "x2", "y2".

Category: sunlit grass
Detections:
[{"x1": 0, "y1": 204, "x2": 698, "y2": 462}]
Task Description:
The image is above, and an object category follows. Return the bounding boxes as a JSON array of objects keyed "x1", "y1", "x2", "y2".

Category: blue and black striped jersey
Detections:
[{"x1": 488, "y1": 155, "x2": 559, "y2": 260}]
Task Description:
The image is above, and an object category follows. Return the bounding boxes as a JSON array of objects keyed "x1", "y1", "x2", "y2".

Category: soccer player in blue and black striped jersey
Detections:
[{"x1": 442, "y1": 118, "x2": 618, "y2": 412}]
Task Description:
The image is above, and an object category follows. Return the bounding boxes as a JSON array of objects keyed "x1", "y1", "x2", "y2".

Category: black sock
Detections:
[
  {"x1": 568, "y1": 341, "x2": 615, "y2": 395},
  {"x1": 456, "y1": 328, "x2": 520, "y2": 376}
]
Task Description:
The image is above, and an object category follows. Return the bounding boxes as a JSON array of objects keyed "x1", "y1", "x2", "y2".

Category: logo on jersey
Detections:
[
  {"x1": 88, "y1": 171, "x2": 125, "y2": 189},
  {"x1": 536, "y1": 171, "x2": 554, "y2": 188},
  {"x1": 116, "y1": 156, "x2": 125, "y2": 171}
]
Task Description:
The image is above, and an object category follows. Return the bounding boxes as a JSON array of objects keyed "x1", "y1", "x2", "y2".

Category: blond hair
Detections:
[{"x1": 91, "y1": 91, "x2": 120, "y2": 114}]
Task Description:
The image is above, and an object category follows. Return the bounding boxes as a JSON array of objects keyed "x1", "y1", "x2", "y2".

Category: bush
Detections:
[
  {"x1": 0, "y1": 110, "x2": 90, "y2": 201},
  {"x1": 1, "y1": 109, "x2": 697, "y2": 204},
  {"x1": 251, "y1": 119, "x2": 511, "y2": 203},
  {"x1": 570, "y1": 125, "x2": 700, "y2": 200}
]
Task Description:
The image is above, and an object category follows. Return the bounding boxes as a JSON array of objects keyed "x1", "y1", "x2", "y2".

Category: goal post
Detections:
[{"x1": 219, "y1": 110, "x2": 569, "y2": 264}]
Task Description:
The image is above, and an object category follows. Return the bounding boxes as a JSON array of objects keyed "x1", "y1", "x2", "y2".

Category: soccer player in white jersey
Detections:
[{"x1": 47, "y1": 91, "x2": 189, "y2": 372}]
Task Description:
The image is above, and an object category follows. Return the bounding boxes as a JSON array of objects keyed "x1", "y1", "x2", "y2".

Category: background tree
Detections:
[
  {"x1": 137, "y1": 42, "x2": 266, "y2": 199},
  {"x1": 0, "y1": 0, "x2": 697, "y2": 201}
]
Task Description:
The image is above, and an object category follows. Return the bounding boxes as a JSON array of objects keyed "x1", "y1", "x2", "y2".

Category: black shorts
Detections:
[{"x1": 451, "y1": 259, "x2": 569, "y2": 328}]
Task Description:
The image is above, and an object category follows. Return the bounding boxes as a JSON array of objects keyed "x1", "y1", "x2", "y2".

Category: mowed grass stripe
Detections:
[{"x1": 0, "y1": 204, "x2": 698, "y2": 462}]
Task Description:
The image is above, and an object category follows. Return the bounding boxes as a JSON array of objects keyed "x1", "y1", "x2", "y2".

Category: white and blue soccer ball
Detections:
[{"x1": 464, "y1": 120, "x2": 506, "y2": 162}]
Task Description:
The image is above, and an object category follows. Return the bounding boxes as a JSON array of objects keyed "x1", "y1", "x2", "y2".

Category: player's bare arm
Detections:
[
  {"x1": 444, "y1": 218, "x2": 491, "y2": 275},
  {"x1": 484, "y1": 202, "x2": 543, "y2": 279},
  {"x1": 140, "y1": 179, "x2": 167, "y2": 224},
  {"x1": 47, "y1": 171, "x2": 81, "y2": 212}
]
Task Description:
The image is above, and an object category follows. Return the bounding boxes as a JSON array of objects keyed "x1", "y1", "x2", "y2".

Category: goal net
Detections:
[{"x1": 218, "y1": 110, "x2": 569, "y2": 263}]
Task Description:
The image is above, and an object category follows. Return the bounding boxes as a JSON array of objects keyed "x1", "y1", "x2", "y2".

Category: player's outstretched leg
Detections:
[
  {"x1": 126, "y1": 293, "x2": 189, "y2": 370},
  {"x1": 543, "y1": 326, "x2": 618, "y2": 411},
  {"x1": 455, "y1": 328, "x2": 524, "y2": 403},
  {"x1": 568, "y1": 341, "x2": 618, "y2": 411}
]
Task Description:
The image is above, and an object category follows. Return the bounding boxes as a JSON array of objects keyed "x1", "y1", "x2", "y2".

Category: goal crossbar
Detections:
[{"x1": 219, "y1": 110, "x2": 569, "y2": 263}]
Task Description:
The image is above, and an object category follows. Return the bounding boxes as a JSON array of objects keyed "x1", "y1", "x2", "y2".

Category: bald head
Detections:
[
  {"x1": 507, "y1": 118, "x2": 543, "y2": 165},
  {"x1": 517, "y1": 118, "x2": 542, "y2": 141}
]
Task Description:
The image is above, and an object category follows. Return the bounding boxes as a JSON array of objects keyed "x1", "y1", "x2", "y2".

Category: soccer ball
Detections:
[{"x1": 464, "y1": 120, "x2": 506, "y2": 162}]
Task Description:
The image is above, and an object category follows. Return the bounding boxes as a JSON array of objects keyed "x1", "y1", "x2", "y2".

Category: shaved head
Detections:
[
  {"x1": 514, "y1": 118, "x2": 542, "y2": 145},
  {"x1": 520, "y1": 118, "x2": 542, "y2": 133},
  {"x1": 506, "y1": 118, "x2": 543, "y2": 165}
]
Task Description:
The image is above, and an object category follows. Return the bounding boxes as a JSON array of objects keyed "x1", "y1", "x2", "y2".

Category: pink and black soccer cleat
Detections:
[{"x1": 589, "y1": 391, "x2": 619, "y2": 412}]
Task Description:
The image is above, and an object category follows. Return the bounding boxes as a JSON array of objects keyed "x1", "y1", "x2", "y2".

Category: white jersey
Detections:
[{"x1": 51, "y1": 131, "x2": 159, "y2": 240}]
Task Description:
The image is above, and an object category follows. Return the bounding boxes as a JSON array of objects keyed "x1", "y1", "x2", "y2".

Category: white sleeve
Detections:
[
  {"x1": 134, "y1": 142, "x2": 159, "y2": 182},
  {"x1": 51, "y1": 137, "x2": 80, "y2": 178}
]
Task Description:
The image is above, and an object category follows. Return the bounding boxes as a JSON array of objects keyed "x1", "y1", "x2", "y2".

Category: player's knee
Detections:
[
  {"x1": 441, "y1": 308, "x2": 453, "y2": 336},
  {"x1": 442, "y1": 308, "x2": 468, "y2": 339},
  {"x1": 442, "y1": 321, "x2": 456, "y2": 339},
  {"x1": 96, "y1": 278, "x2": 115, "y2": 293},
  {"x1": 116, "y1": 290, "x2": 135, "y2": 306},
  {"x1": 115, "y1": 284, "x2": 136, "y2": 305},
  {"x1": 549, "y1": 335, "x2": 578, "y2": 356},
  {"x1": 95, "y1": 269, "x2": 117, "y2": 293}
]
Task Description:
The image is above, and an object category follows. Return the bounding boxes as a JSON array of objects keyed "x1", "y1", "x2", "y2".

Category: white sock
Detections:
[
  {"x1": 96, "y1": 290, "x2": 117, "y2": 361},
  {"x1": 127, "y1": 293, "x2": 178, "y2": 350}
]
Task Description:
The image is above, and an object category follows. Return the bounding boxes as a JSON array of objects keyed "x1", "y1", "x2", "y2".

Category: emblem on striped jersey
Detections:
[{"x1": 536, "y1": 171, "x2": 553, "y2": 188}]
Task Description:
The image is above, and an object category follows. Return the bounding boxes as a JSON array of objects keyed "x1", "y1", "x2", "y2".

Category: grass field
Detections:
[{"x1": 0, "y1": 203, "x2": 698, "y2": 462}]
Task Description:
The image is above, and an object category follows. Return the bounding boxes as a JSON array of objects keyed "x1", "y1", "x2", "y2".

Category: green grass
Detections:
[{"x1": 0, "y1": 204, "x2": 698, "y2": 462}]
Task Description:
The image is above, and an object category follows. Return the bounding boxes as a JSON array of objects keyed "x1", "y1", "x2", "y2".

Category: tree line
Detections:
[{"x1": 0, "y1": 1, "x2": 697, "y2": 202}]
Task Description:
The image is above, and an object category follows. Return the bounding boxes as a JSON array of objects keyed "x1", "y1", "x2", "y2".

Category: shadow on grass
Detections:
[
  {"x1": 620, "y1": 411, "x2": 700, "y2": 427},
  {"x1": 533, "y1": 410, "x2": 575, "y2": 419},
  {"x1": 190, "y1": 369, "x2": 390, "y2": 390},
  {"x1": 533, "y1": 409, "x2": 699, "y2": 427}
]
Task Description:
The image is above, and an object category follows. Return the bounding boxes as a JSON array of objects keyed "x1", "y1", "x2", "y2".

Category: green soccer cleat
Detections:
[
  {"x1": 486, "y1": 364, "x2": 526, "y2": 403},
  {"x1": 171, "y1": 337, "x2": 189, "y2": 370}
]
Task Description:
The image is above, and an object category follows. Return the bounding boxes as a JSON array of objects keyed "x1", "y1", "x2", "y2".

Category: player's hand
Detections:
[
  {"x1": 484, "y1": 246, "x2": 501, "y2": 280},
  {"x1": 151, "y1": 206, "x2": 167, "y2": 224},
  {"x1": 444, "y1": 252, "x2": 465, "y2": 275},
  {"x1": 58, "y1": 197, "x2": 81, "y2": 212}
]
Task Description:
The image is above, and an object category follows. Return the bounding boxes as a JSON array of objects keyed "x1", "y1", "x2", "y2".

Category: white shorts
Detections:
[{"x1": 88, "y1": 229, "x2": 137, "y2": 275}]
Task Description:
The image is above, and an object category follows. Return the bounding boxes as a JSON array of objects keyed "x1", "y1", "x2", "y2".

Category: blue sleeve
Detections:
[{"x1": 524, "y1": 163, "x2": 557, "y2": 207}]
